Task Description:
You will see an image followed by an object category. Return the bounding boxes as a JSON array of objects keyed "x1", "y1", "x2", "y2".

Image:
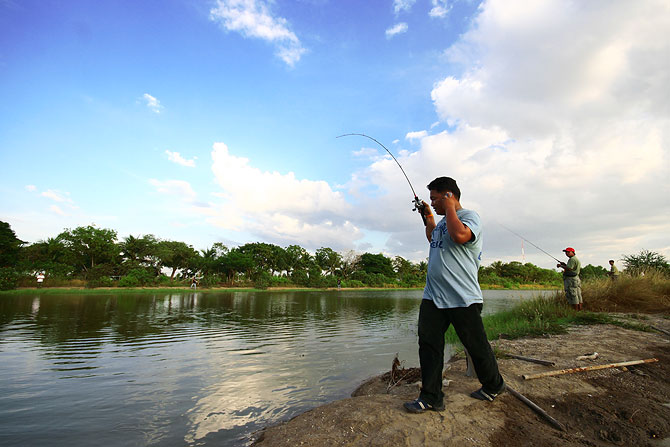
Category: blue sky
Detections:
[{"x1": 1, "y1": 0, "x2": 669, "y2": 270}]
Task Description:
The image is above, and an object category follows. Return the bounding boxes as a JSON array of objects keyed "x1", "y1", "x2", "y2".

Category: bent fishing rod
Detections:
[
  {"x1": 336, "y1": 133, "x2": 427, "y2": 224},
  {"x1": 497, "y1": 222, "x2": 564, "y2": 265}
]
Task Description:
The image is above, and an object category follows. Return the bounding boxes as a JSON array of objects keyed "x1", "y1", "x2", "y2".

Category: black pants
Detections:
[{"x1": 418, "y1": 299, "x2": 504, "y2": 406}]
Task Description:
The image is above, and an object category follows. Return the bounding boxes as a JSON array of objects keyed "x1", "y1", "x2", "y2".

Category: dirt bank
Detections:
[{"x1": 252, "y1": 315, "x2": 670, "y2": 446}]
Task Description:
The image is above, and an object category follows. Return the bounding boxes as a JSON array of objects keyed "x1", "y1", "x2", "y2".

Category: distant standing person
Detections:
[
  {"x1": 608, "y1": 260, "x2": 620, "y2": 280},
  {"x1": 191, "y1": 277, "x2": 197, "y2": 290},
  {"x1": 404, "y1": 176, "x2": 505, "y2": 414},
  {"x1": 558, "y1": 248, "x2": 582, "y2": 310},
  {"x1": 36, "y1": 271, "x2": 45, "y2": 288}
]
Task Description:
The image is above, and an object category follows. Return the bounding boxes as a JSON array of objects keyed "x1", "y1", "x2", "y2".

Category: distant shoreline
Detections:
[{"x1": 0, "y1": 285, "x2": 559, "y2": 295}]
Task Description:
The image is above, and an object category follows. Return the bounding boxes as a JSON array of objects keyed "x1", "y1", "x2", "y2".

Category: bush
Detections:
[
  {"x1": 254, "y1": 272, "x2": 273, "y2": 289},
  {"x1": 197, "y1": 274, "x2": 222, "y2": 288},
  {"x1": 118, "y1": 268, "x2": 154, "y2": 287},
  {"x1": 268, "y1": 275, "x2": 293, "y2": 287},
  {"x1": 86, "y1": 276, "x2": 115, "y2": 288},
  {"x1": 291, "y1": 270, "x2": 309, "y2": 286},
  {"x1": 0, "y1": 267, "x2": 19, "y2": 290}
]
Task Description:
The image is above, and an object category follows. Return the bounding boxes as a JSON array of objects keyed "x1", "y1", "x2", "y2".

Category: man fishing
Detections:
[
  {"x1": 404, "y1": 176, "x2": 505, "y2": 413},
  {"x1": 558, "y1": 248, "x2": 582, "y2": 310}
]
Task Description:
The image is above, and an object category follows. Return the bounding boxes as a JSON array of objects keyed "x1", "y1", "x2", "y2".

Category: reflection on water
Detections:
[{"x1": 0, "y1": 289, "x2": 552, "y2": 446}]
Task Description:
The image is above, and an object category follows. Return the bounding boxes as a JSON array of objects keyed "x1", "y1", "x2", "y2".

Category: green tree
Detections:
[
  {"x1": 0, "y1": 221, "x2": 24, "y2": 267},
  {"x1": 237, "y1": 242, "x2": 284, "y2": 276},
  {"x1": 20, "y1": 237, "x2": 75, "y2": 277},
  {"x1": 217, "y1": 250, "x2": 254, "y2": 283},
  {"x1": 315, "y1": 247, "x2": 342, "y2": 276},
  {"x1": 284, "y1": 245, "x2": 312, "y2": 275},
  {"x1": 57, "y1": 225, "x2": 120, "y2": 276},
  {"x1": 156, "y1": 240, "x2": 199, "y2": 280},
  {"x1": 120, "y1": 234, "x2": 159, "y2": 264},
  {"x1": 580, "y1": 264, "x2": 608, "y2": 280},
  {"x1": 622, "y1": 250, "x2": 670, "y2": 275},
  {"x1": 357, "y1": 253, "x2": 394, "y2": 277}
]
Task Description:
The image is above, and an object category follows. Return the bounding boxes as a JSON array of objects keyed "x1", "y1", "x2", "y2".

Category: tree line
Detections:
[{"x1": 1, "y1": 221, "x2": 666, "y2": 291}]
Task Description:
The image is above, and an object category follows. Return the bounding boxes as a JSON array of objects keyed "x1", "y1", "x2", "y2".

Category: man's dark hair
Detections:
[{"x1": 427, "y1": 177, "x2": 461, "y2": 200}]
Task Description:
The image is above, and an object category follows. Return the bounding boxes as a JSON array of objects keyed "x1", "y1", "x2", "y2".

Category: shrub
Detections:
[
  {"x1": 197, "y1": 274, "x2": 222, "y2": 288},
  {"x1": 342, "y1": 279, "x2": 365, "y2": 288},
  {"x1": 86, "y1": 276, "x2": 115, "y2": 288},
  {"x1": 268, "y1": 275, "x2": 293, "y2": 287},
  {"x1": 119, "y1": 268, "x2": 154, "y2": 287},
  {"x1": 119, "y1": 275, "x2": 140, "y2": 288},
  {"x1": 254, "y1": 272, "x2": 273, "y2": 289},
  {"x1": 0, "y1": 267, "x2": 19, "y2": 290}
]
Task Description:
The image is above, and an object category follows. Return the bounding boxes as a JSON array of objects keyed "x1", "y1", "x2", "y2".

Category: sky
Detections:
[{"x1": 1, "y1": 0, "x2": 669, "y2": 271}]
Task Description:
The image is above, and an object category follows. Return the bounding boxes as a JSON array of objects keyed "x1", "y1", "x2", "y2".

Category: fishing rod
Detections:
[
  {"x1": 498, "y1": 222, "x2": 564, "y2": 264},
  {"x1": 336, "y1": 133, "x2": 427, "y2": 224}
]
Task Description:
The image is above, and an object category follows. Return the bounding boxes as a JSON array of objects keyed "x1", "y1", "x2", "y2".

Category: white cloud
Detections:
[
  {"x1": 406, "y1": 130, "x2": 428, "y2": 140},
  {"x1": 165, "y1": 150, "x2": 197, "y2": 168},
  {"x1": 41, "y1": 189, "x2": 73, "y2": 203},
  {"x1": 142, "y1": 93, "x2": 163, "y2": 113},
  {"x1": 25, "y1": 185, "x2": 36, "y2": 192},
  {"x1": 323, "y1": 0, "x2": 670, "y2": 266},
  {"x1": 414, "y1": 0, "x2": 670, "y2": 266},
  {"x1": 49, "y1": 205, "x2": 67, "y2": 216},
  {"x1": 394, "y1": 0, "x2": 416, "y2": 14},
  {"x1": 386, "y1": 22, "x2": 408, "y2": 39},
  {"x1": 208, "y1": 142, "x2": 361, "y2": 250},
  {"x1": 352, "y1": 147, "x2": 380, "y2": 159},
  {"x1": 429, "y1": 0, "x2": 452, "y2": 18},
  {"x1": 210, "y1": 0, "x2": 306, "y2": 67},
  {"x1": 149, "y1": 179, "x2": 197, "y2": 200}
]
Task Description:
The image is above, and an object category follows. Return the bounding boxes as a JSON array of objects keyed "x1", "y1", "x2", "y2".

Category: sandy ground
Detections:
[{"x1": 252, "y1": 314, "x2": 670, "y2": 446}]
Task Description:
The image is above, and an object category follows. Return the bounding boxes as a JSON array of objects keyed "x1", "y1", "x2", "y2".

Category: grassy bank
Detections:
[
  {"x1": 447, "y1": 274, "x2": 670, "y2": 345},
  {"x1": 0, "y1": 287, "x2": 263, "y2": 295},
  {"x1": 0, "y1": 286, "x2": 426, "y2": 295}
]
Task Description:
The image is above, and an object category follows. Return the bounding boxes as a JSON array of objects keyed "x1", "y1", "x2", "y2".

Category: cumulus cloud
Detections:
[
  {"x1": 334, "y1": 0, "x2": 670, "y2": 266},
  {"x1": 208, "y1": 142, "x2": 362, "y2": 250},
  {"x1": 210, "y1": 0, "x2": 306, "y2": 67},
  {"x1": 142, "y1": 93, "x2": 162, "y2": 113},
  {"x1": 165, "y1": 150, "x2": 197, "y2": 167},
  {"x1": 414, "y1": 0, "x2": 670, "y2": 266},
  {"x1": 386, "y1": 22, "x2": 408, "y2": 39}
]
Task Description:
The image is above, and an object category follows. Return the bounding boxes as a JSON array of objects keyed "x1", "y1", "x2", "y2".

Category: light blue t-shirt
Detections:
[{"x1": 423, "y1": 209, "x2": 484, "y2": 309}]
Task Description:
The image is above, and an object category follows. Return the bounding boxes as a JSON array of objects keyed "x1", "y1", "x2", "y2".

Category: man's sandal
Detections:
[{"x1": 403, "y1": 398, "x2": 445, "y2": 413}]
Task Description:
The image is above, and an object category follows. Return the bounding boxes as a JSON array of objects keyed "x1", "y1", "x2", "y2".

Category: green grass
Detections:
[
  {"x1": 0, "y1": 287, "x2": 264, "y2": 295},
  {"x1": 445, "y1": 285, "x2": 667, "y2": 346}
]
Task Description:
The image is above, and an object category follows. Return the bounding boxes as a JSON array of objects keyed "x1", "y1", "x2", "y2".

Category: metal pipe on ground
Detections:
[
  {"x1": 507, "y1": 354, "x2": 556, "y2": 366},
  {"x1": 506, "y1": 385, "x2": 566, "y2": 432}
]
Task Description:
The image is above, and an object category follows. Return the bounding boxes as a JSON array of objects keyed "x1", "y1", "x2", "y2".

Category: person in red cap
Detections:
[{"x1": 557, "y1": 247, "x2": 582, "y2": 310}]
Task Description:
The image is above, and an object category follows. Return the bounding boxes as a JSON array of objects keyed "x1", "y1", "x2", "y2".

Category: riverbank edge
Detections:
[
  {"x1": 0, "y1": 284, "x2": 559, "y2": 295},
  {"x1": 249, "y1": 318, "x2": 670, "y2": 447}
]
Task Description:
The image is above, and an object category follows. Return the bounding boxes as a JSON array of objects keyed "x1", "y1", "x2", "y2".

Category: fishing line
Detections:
[
  {"x1": 336, "y1": 133, "x2": 427, "y2": 224},
  {"x1": 497, "y1": 222, "x2": 563, "y2": 264}
]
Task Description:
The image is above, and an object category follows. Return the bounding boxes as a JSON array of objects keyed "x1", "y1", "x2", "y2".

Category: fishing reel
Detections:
[{"x1": 413, "y1": 196, "x2": 427, "y2": 226}]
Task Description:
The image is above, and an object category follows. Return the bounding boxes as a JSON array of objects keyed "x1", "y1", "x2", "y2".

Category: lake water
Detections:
[{"x1": 0, "y1": 289, "x2": 554, "y2": 446}]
